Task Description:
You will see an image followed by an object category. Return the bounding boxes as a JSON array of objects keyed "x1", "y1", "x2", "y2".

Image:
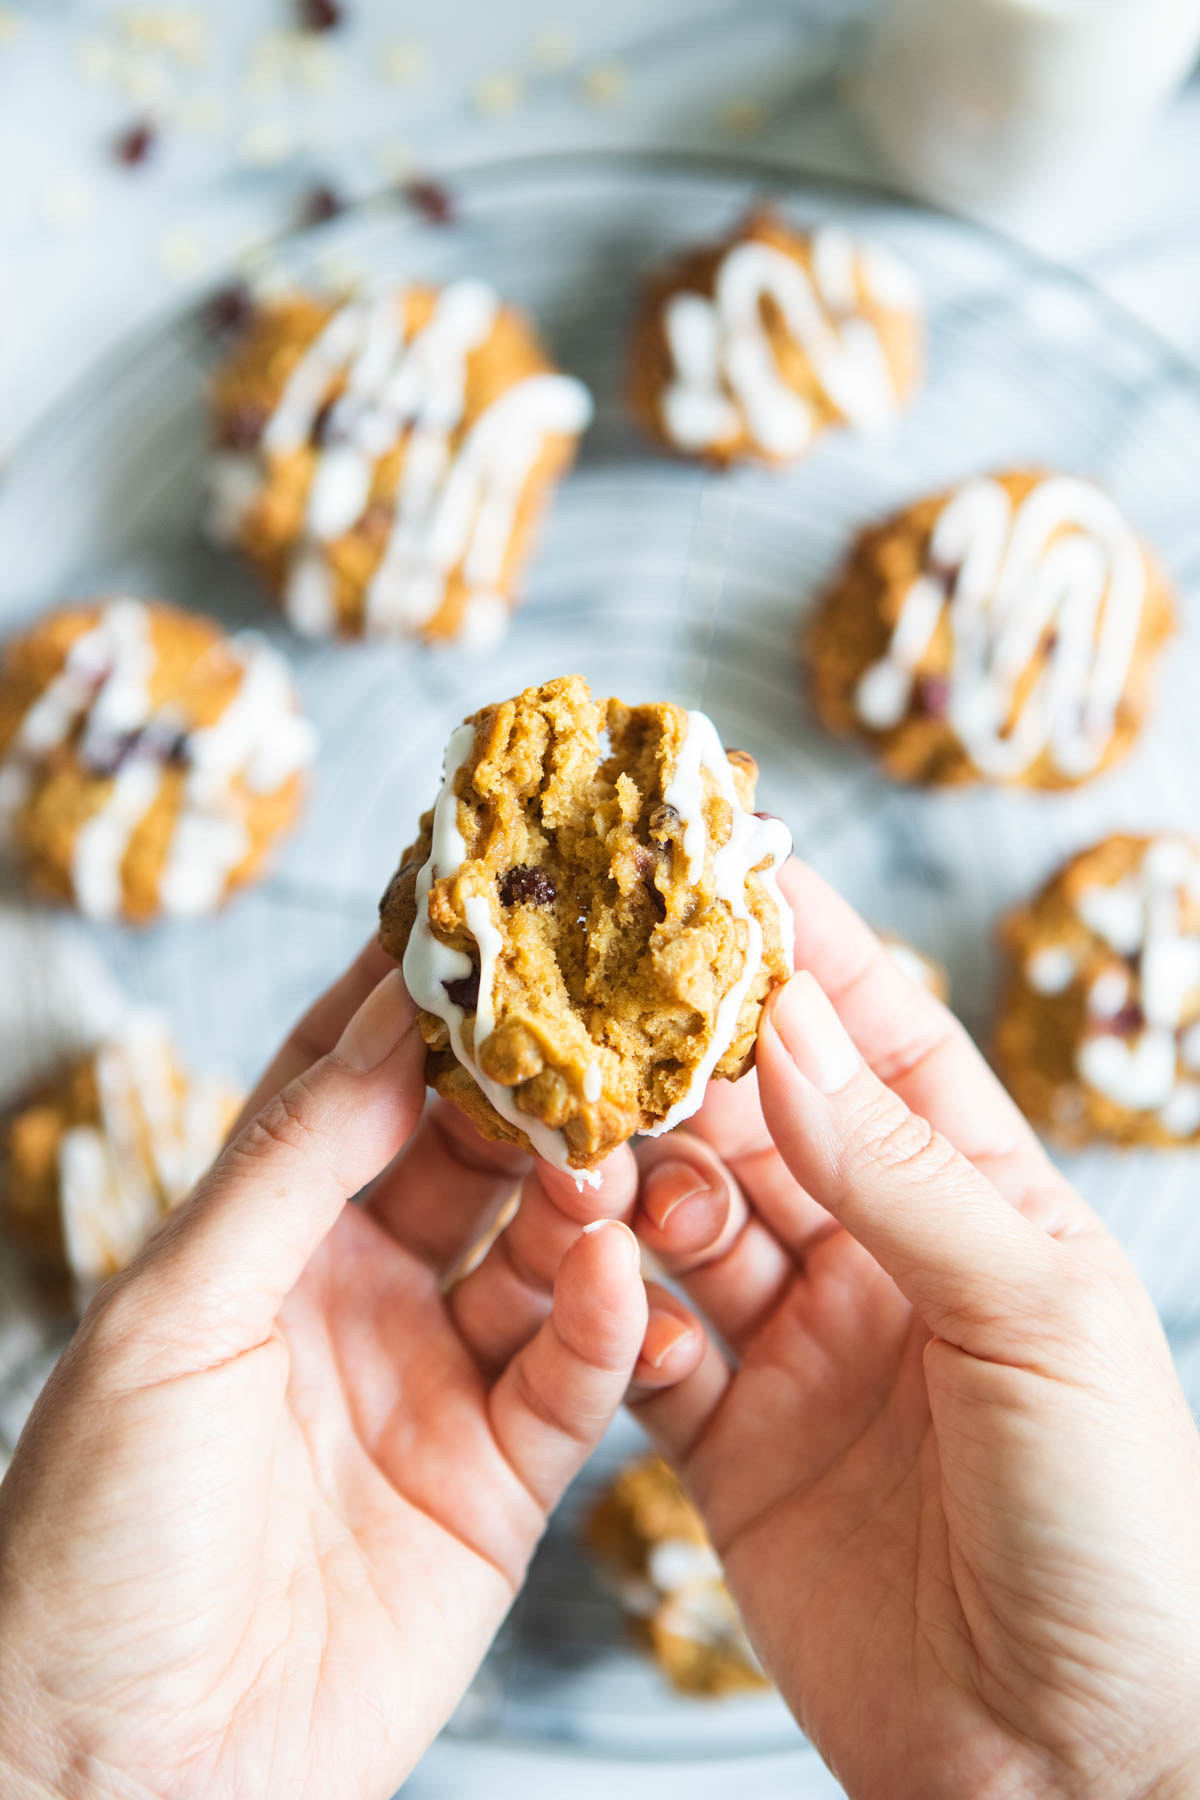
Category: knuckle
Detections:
[
  {"x1": 843, "y1": 1091, "x2": 958, "y2": 1188},
  {"x1": 233, "y1": 1072, "x2": 326, "y2": 1169}
]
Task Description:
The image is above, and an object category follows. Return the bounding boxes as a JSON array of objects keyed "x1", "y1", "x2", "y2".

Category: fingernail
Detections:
[
  {"x1": 771, "y1": 972, "x2": 861, "y2": 1094},
  {"x1": 641, "y1": 1160, "x2": 709, "y2": 1231},
  {"x1": 640, "y1": 1307, "x2": 697, "y2": 1370},
  {"x1": 582, "y1": 1217, "x2": 642, "y2": 1269},
  {"x1": 334, "y1": 969, "x2": 412, "y2": 1074}
]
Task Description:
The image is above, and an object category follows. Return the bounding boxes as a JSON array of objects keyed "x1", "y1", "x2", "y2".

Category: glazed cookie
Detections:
[
  {"x1": 0, "y1": 1012, "x2": 239, "y2": 1301},
  {"x1": 0, "y1": 597, "x2": 316, "y2": 923},
  {"x1": 378, "y1": 675, "x2": 793, "y2": 1179},
  {"x1": 586, "y1": 1456, "x2": 767, "y2": 1697},
  {"x1": 208, "y1": 282, "x2": 592, "y2": 644},
  {"x1": 996, "y1": 834, "x2": 1200, "y2": 1146},
  {"x1": 809, "y1": 470, "x2": 1174, "y2": 789},
  {"x1": 628, "y1": 208, "x2": 922, "y2": 466}
]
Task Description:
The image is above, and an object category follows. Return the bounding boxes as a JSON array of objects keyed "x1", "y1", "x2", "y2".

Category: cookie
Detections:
[
  {"x1": 628, "y1": 208, "x2": 922, "y2": 466},
  {"x1": 996, "y1": 834, "x2": 1200, "y2": 1146},
  {"x1": 0, "y1": 597, "x2": 316, "y2": 923},
  {"x1": 883, "y1": 933, "x2": 948, "y2": 1001},
  {"x1": 208, "y1": 282, "x2": 592, "y2": 643},
  {"x1": 0, "y1": 1012, "x2": 239, "y2": 1302},
  {"x1": 809, "y1": 471, "x2": 1174, "y2": 789},
  {"x1": 379, "y1": 675, "x2": 793, "y2": 1180},
  {"x1": 586, "y1": 1456, "x2": 767, "y2": 1697}
]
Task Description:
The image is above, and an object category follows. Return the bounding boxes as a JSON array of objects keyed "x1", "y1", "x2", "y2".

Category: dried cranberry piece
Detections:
[
  {"x1": 1104, "y1": 1001, "x2": 1146, "y2": 1036},
  {"x1": 648, "y1": 803, "x2": 680, "y2": 843},
  {"x1": 927, "y1": 554, "x2": 961, "y2": 592},
  {"x1": 85, "y1": 730, "x2": 144, "y2": 777},
  {"x1": 220, "y1": 401, "x2": 269, "y2": 451},
  {"x1": 301, "y1": 183, "x2": 344, "y2": 227},
  {"x1": 203, "y1": 282, "x2": 253, "y2": 338},
  {"x1": 311, "y1": 396, "x2": 340, "y2": 445},
  {"x1": 402, "y1": 178, "x2": 455, "y2": 225},
  {"x1": 500, "y1": 866, "x2": 556, "y2": 907},
  {"x1": 918, "y1": 676, "x2": 950, "y2": 720},
  {"x1": 299, "y1": 0, "x2": 342, "y2": 30},
  {"x1": 444, "y1": 969, "x2": 480, "y2": 1012},
  {"x1": 115, "y1": 120, "x2": 156, "y2": 167}
]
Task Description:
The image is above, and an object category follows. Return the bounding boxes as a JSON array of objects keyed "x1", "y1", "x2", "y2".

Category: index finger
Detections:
[
  {"x1": 231, "y1": 934, "x2": 395, "y2": 1133},
  {"x1": 772, "y1": 859, "x2": 1071, "y2": 1215}
]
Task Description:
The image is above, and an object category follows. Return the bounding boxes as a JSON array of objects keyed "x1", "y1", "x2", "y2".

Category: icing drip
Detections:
[
  {"x1": 646, "y1": 710, "x2": 793, "y2": 1138},
  {"x1": 660, "y1": 226, "x2": 912, "y2": 455},
  {"x1": 217, "y1": 282, "x2": 592, "y2": 640},
  {"x1": 401, "y1": 708, "x2": 793, "y2": 1179},
  {"x1": 401, "y1": 724, "x2": 601, "y2": 1187},
  {"x1": 0, "y1": 600, "x2": 316, "y2": 920},
  {"x1": 1029, "y1": 838, "x2": 1200, "y2": 1133},
  {"x1": 58, "y1": 1011, "x2": 234, "y2": 1290},
  {"x1": 639, "y1": 1535, "x2": 759, "y2": 1664},
  {"x1": 854, "y1": 476, "x2": 1148, "y2": 780}
]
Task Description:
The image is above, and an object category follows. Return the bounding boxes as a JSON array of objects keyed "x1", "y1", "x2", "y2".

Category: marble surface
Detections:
[{"x1": 3, "y1": 5, "x2": 1200, "y2": 1797}]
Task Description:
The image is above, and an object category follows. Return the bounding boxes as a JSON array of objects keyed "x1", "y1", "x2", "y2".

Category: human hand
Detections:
[
  {"x1": 631, "y1": 862, "x2": 1200, "y2": 1800},
  {"x1": 0, "y1": 945, "x2": 700, "y2": 1800}
]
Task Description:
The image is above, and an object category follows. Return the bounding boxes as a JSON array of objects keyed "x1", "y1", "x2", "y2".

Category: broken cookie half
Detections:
[{"x1": 378, "y1": 674, "x2": 794, "y2": 1182}]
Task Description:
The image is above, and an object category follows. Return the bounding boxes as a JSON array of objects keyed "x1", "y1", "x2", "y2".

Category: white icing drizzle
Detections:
[
  {"x1": 1028, "y1": 837, "x2": 1200, "y2": 1134},
  {"x1": 1026, "y1": 944, "x2": 1077, "y2": 995},
  {"x1": 639, "y1": 1535, "x2": 759, "y2": 1664},
  {"x1": 57, "y1": 1011, "x2": 235, "y2": 1291},
  {"x1": 647, "y1": 1537, "x2": 724, "y2": 1591},
  {"x1": 0, "y1": 599, "x2": 316, "y2": 921},
  {"x1": 215, "y1": 282, "x2": 592, "y2": 641},
  {"x1": 402, "y1": 707, "x2": 793, "y2": 1178},
  {"x1": 401, "y1": 724, "x2": 601, "y2": 1188},
  {"x1": 646, "y1": 710, "x2": 793, "y2": 1138},
  {"x1": 1087, "y1": 966, "x2": 1130, "y2": 1020},
  {"x1": 854, "y1": 476, "x2": 1148, "y2": 780},
  {"x1": 660, "y1": 225, "x2": 913, "y2": 456}
]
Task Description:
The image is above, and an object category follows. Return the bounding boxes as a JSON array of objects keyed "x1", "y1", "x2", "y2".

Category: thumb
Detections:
[
  {"x1": 757, "y1": 972, "x2": 1062, "y2": 1356},
  {"x1": 97, "y1": 969, "x2": 425, "y2": 1365}
]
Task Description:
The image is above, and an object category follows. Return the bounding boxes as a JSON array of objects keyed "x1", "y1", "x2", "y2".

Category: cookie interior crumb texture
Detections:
[
  {"x1": 0, "y1": 1012, "x2": 240, "y2": 1305},
  {"x1": 378, "y1": 675, "x2": 794, "y2": 1177},
  {"x1": 586, "y1": 1456, "x2": 768, "y2": 1697},
  {"x1": 809, "y1": 469, "x2": 1175, "y2": 790},
  {"x1": 996, "y1": 833, "x2": 1200, "y2": 1146},
  {"x1": 208, "y1": 281, "x2": 592, "y2": 643},
  {"x1": 628, "y1": 207, "x2": 923, "y2": 467},
  {"x1": 0, "y1": 596, "x2": 317, "y2": 923}
]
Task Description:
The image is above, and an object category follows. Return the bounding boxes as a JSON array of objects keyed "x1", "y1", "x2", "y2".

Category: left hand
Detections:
[{"x1": 0, "y1": 944, "x2": 700, "y2": 1800}]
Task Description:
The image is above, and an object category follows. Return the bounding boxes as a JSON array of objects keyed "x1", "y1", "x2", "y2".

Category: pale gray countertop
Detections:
[{"x1": 2, "y1": 3, "x2": 1199, "y2": 1795}]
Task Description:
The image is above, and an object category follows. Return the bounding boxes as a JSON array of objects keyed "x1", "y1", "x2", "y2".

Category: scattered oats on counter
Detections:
[{"x1": 472, "y1": 70, "x2": 523, "y2": 117}]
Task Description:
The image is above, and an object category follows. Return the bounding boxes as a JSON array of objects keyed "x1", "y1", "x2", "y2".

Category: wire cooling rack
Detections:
[{"x1": 3, "y1": 151, "x2": 1200, "y2": 1763}]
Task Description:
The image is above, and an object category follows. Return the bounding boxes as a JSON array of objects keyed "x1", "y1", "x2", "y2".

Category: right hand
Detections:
[{"x1": 631, "y1": 861, "x2": 1200, "y2": 1800}]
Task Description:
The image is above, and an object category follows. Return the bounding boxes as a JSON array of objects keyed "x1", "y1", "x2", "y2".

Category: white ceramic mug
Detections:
[{"x1": 848, "y1": 0, "x2": 1200, "y2": 221}]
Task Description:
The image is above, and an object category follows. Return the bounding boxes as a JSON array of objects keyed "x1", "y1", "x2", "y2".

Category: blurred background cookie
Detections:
[
  {"x1": 996, "y1": 833, "x2": 1200, "y2": 1145},
  {"x1": 586, "y1": 1455, "x2": 767, "y2": 1697},
  {"x1": 0, "y1": 597, "x2": 316, "y2": 924},
  {"x1": 882, "y1": 933, "x2": 949, "y2": 1002},
  {"x1": 628, "y1": 208, "x2": 922, "y2": 466},
  {"x1": 1, "y1": 1011, "x2": 238, "y2": 1306},
  {"x1": 809, "y1": 471, "x2": 1174, "y2": 790},
  {"x1": 208, "y1": 282, "x2": 592, "y2": 644},
  {"x1": 379, "y1": 674, "x2": 793, "y2": 1178}
]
